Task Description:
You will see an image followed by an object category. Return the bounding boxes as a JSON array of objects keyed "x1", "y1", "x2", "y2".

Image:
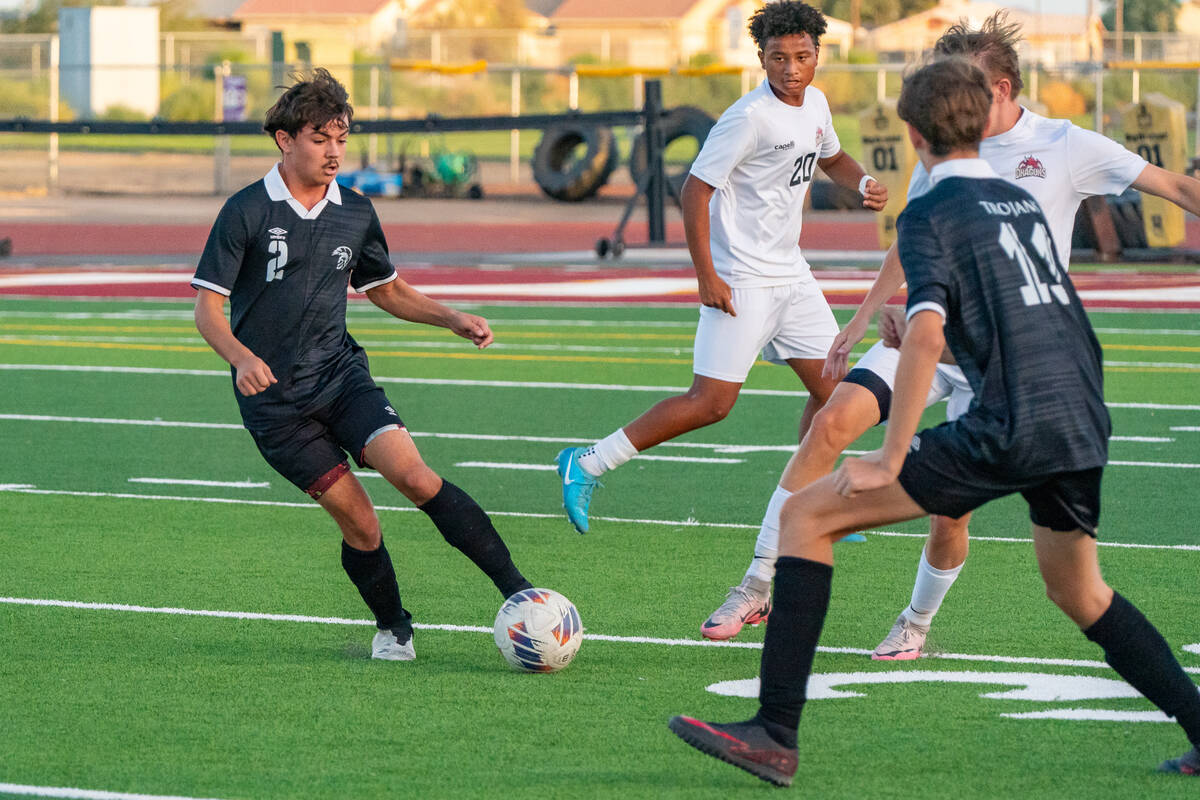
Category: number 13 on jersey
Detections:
[{"x1": 998, "y1": 220, "x2": 1069, "y2": 307}]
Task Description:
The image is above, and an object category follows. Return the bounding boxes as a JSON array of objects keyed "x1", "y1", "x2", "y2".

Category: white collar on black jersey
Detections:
[
  {"x1": 264, "y1": 163, "x2": 343, "y2": 220},
  {"x1": 928, "y1": 158, "x2": 998, "y2": 186}
]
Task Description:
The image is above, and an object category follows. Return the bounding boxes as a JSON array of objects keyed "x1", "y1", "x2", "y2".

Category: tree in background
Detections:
[
  {"x1": 817, "y1": 0, "x2": 937, "y2": 28},
  {"x1": 2, "y1": 0, "x2": 120, "y2": 34},
  {"x1": 424, "y1": 0, "x2": 527, "y2": 29},
  {"x1": 1103, "y1": 0, "x2": 1180, "y2": 32}
]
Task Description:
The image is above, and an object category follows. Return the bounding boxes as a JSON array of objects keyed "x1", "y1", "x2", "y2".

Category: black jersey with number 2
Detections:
[
  {"x1": 898, "y1": 171, "x2": 1110, "y2": 477},
  {"x1": 192, "y1": 171, "x2": 396, "y2": 422}
]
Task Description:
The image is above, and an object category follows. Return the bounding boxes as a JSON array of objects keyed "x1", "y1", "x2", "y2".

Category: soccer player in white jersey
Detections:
[
  {"x1": 700, "y1": 11, "x2": 1200, "y2": 645},
  {"x1": 554, "y1": 0, "x2": 887, "y2": 534}
]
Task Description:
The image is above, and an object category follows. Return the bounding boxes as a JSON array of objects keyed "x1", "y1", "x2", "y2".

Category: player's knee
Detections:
[
  {"x1": 807, "y1": 402, "x2": 860, "y2": 457},
  {"x1": 339, "y1": 511, "x2": 382, "y2": 549},
  {"x1": 683, "y1": 389, "x2": 736, "y2": 425},
  {"x1": 930, "y1": 515, "x2": 969, "y2": 542}
]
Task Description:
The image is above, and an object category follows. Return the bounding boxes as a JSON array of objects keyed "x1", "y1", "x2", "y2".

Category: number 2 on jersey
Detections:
[
  {"x1": 266, "y1": 240, "x2": 288, "y2": 282},
  {"x1": 789, "y1": 152, "x2": 816, "y2": 187},
  {"x1": 998, "y1": 221, "x2": 1069, "y2": 307}
]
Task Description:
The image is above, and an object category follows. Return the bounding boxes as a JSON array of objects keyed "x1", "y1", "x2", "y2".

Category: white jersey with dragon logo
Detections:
[{"x1": 907, "y1": 107, "x2": 1147, "y2": 267}]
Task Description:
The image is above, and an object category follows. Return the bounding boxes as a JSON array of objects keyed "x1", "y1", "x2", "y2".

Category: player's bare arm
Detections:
[
  {"x1": 193, "y1": 288, "x2": 277, "y2": 396},
  {"x1": 833, "y1": 309, "x2": 943, "y2": 497},
  {"x1": 817, "y1": 149, "x2": 888, "y2": 211},
  {"x1": 1130, "y1": 163, "x2": 1200, "y2": 217},
  {"x1": 680, "y1": 174, "x2": 735, "y2": 316},
  {"x1": 365, "y1": 277, "x2": 493, "y2": 348},
  {"x1": 822, "y1": 242, "x2": 905, "y2": 378}
]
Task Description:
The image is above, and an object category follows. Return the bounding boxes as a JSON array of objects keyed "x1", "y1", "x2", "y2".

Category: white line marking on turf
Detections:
[
  {"x1": 1184, "y1": 643, "x2": 1200, "y2": 655},
  {"x1": 3, "y1": 596, "x2": 1197, "y2": 675},
  {"x1": 1171, "y1": 426, "x2": 1200, "y2": 432},
  {"x1": 3, "y1": 484, "x2": 1199, "y2": 551},
  {"x1": 0, "y1": 414, "x2": 242, "y2": 430},
  {"x1": 128, "y1": 478, "x2": 270, "y2": 489},
  {"x1": 0, "y1": 415, "x2": 1189, "y2": 465},
  {"x1": 8, "y1": 363, "x2": 1200, "y2": 408},
  {"x1": 0, "y1": 782, "x2": 228, "y2": 800},
  {"x1": 451, "y1": 463, "x2": 557, "y2": 471}
]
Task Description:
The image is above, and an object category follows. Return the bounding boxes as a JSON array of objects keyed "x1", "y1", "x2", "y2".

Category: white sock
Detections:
[
  {"x1": 744, "y1": 485, "x2": 791, "y2": 583},
  {"x1": 905, "y1": 547, "x2": 964, "y2": 627},
  {"x1": 578, "y1": 428, "x2": 637, "y2": 476}
]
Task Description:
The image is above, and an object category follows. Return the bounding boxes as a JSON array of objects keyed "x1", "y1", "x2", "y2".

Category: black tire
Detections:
[
  {"x1": 629, "y1": 106, "x2": 716, "y2": 199},
  {"x1": 1071, "y1": 189, "x2": 1146, "y2": 251},
  {"x1": 1109, "y1": 189, "x2": 1147, "y2": 248},
  {"x1": 532, "y1": 123, "x2": 618, "y2": 202}
]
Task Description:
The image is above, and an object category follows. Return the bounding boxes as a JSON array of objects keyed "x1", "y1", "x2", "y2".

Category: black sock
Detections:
[
  {"x1": 1084, "y1": 592, "x2": 1200, "y2": 749},
  {"x1": 756, "y1": 556, "x2": 834, "y2": 749},
  {"x1": 418, "y1": 480, "x2": 532, "y2": 598},
  {"x1": 341, "y1": 539, "x2": 411, "y2": 636}
]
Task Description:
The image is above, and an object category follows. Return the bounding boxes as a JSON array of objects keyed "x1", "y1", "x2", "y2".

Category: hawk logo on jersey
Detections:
[
  {"x1": 332, "y1": 245, "x2": 353, "y2": 270},
  {"x1": 814, "y1": 127, "x2": 824, "y2": 146},
  {"x1": 1014, "y1": 155, "x2": 1046, "y2": 179},
  {"x1": 910, "y1": 435, "x2": 921, "y2": 453}
]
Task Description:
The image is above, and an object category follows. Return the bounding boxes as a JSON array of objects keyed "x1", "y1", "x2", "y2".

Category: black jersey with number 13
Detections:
[{"x1": 898, "y1": 174, "x2": 1110, "y2": 477}]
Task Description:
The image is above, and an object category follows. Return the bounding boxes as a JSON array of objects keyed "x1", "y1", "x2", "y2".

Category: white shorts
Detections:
[
  {"x1": 849, "y1": 340, "x2": 975, "y2": 422},
  {"x1": 692, "y1": 281, "x2": 839, "y2": 384}
]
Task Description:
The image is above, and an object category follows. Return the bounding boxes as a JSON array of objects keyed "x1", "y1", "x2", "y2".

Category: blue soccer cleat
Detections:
[{"x1": 556, "y1": 447, "x2": 599, "y2": 534}]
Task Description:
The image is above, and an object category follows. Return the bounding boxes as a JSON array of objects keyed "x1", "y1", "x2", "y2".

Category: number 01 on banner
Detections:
[
  {"x1": 858, "y1": 100, "x2": 917, "y2": 249},
  {"x1": 1123, "y1": 94, "x2": 1187, "y2": 248}
]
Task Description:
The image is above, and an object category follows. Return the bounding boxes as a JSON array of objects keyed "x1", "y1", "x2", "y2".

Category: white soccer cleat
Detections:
[
  {"x1": 701, "y1": 577, "x2": 772, "y2": 641},
  {"x1": 871, "y1": 612, "x2": 929, "y2": 661},
  {"x1": 371, "y1": 627, "x2": 416, "y2": 661}
]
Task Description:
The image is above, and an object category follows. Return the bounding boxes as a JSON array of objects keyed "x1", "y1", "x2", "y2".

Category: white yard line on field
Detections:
[
  {"x1": 2, "y1": 484, "x2": 1200, "y2": 551},
  {"x1": 0, "y1": 415, "x2": 1189, "y2": 461},
  {"x1": 1, "y1": 595, "x2": 1197, "y2": 675},
  {"x1": 4, "y1": 362, "x2": 1200, "y2": 407},
  {"x1": 127, "y1": 478, "x2": 270, "y2": 488},
  {"x1": 0, "y1": 782, "x2": 228, "y2": 800}
]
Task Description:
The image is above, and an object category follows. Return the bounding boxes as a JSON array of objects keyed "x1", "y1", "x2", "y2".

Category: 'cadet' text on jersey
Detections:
[
  {"x1": 688, "y1": 80, "x2": 841, "y2": 287},
  {"x1": 191, "y1": 165, "x2": 397, "y2": 418},
  {"x1": 908, "y1": 107, "x2": 1146, "y2": 268},
  {"x1": 898, "y1": 159, "x2": 1110, "y2": 476}
]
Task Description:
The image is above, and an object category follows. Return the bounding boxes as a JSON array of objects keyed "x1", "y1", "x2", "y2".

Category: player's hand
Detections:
[
  {"x1": 698, "y1": 274, "x2": 736, "y2": 316},
  {"x1": 832, "y1": 451, "x2": 897, "y2": 497},
  {"x1": 451, "y1": 311, "x2": 494, "y2": 349},
  {"x1": 878, "y1": 306, "x2": 907, "y2": 349},
  {"x1": 822, "y1": 316, "x2": 868, "y2": 379},
  {"x1": 861, "y1": 179, "x2": 888, "y2": 211},
  {"x1": 233, "y1": 354, "x2": 277, "y2": 397}
]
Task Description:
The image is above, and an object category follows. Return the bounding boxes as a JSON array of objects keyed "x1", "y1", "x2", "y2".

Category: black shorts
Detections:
[
  {"x1": 244, "y1": 363, "x2": 404, "y2": 498},
  {"x1": 897, "y1": 423, "x2": 1104, "y2": 536}
]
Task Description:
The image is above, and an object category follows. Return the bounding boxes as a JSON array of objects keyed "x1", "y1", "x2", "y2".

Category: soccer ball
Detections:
[{"x1": 493, "y1": 588, "x2": 583, "y2": 673}]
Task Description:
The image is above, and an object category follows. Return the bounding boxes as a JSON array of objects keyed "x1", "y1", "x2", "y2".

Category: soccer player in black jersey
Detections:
[
  {"x1": 668, "y1": 59, "x2": 1200, "y2": 785},
  {"x1": 191, "y1": 69, "x2": 532, "y2": 662}
]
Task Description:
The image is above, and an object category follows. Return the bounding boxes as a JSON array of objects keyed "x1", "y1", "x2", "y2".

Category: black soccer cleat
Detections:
[
  {"x1": 668, "y1": 715, "x2": 798, "y2": 787},
  {"x1": 1158, "y1": 746, "x2": 1200, "y2": 776}
]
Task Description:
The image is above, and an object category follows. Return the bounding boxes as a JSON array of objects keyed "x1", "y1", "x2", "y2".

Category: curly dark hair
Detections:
[
  {"x1": 263, "y1": 68, "x2": 354, "y2": 141},
  {"x1": 897, "y1": 59, "x2": 992, "y2": 156},
  {"x1": 933, "y1": 10, "x2": 1024, "y2": 97},
  {"x1": 747, "y1": 1, "x2": 827, "y2": 50}
]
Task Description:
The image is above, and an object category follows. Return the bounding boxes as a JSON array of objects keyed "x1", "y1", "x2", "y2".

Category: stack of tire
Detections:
[
  {"x1": 1071, "y1": 188, "x2": 1148, "y2": 251},
  {"x1": 627, "y1": 106, "x2": 715, "y2": 199},
  {"x1": 532, "y1": 106, "x2": 716, "y2": 202}
]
